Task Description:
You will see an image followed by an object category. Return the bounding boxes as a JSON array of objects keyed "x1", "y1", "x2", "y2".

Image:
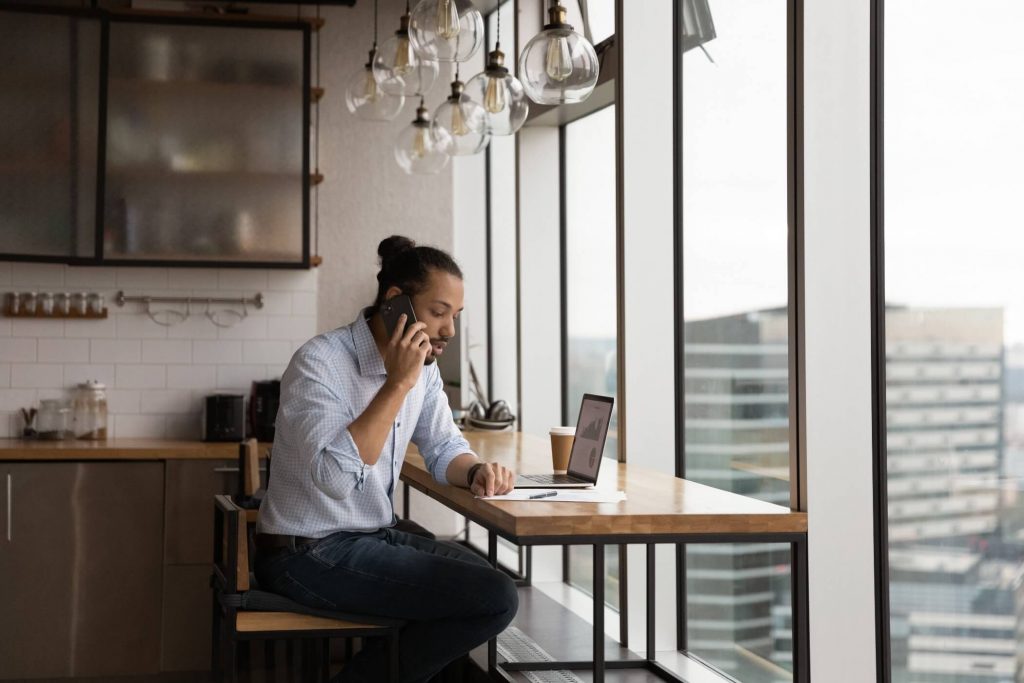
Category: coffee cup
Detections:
[{"x1": 549, "y1": 426, "x2": 575, "y2": 473}]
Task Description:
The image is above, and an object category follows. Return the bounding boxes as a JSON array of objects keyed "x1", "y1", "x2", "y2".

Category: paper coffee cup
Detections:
[{"x1": 549, "y1": 426, "x2": 575, "y2": 473}]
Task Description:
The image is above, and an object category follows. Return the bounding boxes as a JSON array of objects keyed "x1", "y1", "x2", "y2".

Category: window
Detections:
[
  {"x1": 563, "y1": 105, "x2": 619, "y2": 608},
  {"x1": 883, "y1": 3, "x2": 1024, "y2": 680},
  {"x1": 681, "y1": 0, "x2": 794, "y2": 678}
]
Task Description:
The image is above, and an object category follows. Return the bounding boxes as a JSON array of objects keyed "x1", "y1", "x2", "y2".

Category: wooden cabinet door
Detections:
[{"x1": 0, "y1": 462, "x2": 164, "y2": 679}]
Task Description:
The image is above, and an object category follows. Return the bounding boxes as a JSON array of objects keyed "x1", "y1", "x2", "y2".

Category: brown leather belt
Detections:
[{"x1": 254, "y1": 533, "x2": 321, "y2": 552}]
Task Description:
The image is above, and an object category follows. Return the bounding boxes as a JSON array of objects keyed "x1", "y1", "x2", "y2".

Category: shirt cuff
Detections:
[
  {"x1": 310, "y1": 427, "x2": 369, "y2": 499},
  {"x1": 429, "y1": 436, "x2": 475, "y2": 486}
]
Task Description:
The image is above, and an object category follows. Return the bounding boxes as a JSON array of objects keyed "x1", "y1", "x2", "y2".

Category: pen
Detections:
[{"x1": 528, "y1": 491, "x2": 558, "y2": 500}]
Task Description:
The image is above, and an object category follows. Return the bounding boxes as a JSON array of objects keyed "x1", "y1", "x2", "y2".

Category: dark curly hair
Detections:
[{"x1": 370, "y1": 236, "x2": 463, "y2": 314}]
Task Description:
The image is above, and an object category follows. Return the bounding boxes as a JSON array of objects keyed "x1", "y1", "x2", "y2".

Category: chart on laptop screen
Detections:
[{"x1": 572, "y1": 397, "x2": 614, "y2": 479}]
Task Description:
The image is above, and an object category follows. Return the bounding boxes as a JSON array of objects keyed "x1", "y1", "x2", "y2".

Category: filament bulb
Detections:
[
  {"x1": 484, "y1": 76, "x2": 506, "y2": 114},
  {"x1": 544, "y1": 36, "x2": 573, "y2": 82},
  {"x1": 436, "y1": 0, "x2": 461, "y2": 40}
]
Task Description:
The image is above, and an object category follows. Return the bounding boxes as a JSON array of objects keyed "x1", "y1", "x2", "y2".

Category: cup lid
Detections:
[{"x1": 550, "y1": 426, "x2": 576, "y2": 436}]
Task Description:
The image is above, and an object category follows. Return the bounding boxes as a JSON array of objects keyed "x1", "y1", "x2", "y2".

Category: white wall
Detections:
[
  {"x1": 0, "y1": 261, "x2": 315, "y2": 439},
  {"x1": 803, "y1": 0, "x2": 878, "y2": 679}
]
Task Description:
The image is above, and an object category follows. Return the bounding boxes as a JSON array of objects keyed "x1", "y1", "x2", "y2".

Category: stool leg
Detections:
[
  {"x1": 388, "y1": 630, "x2": 400, "y2": 683},
  {"x1": 265, "y1": 640, "x2": 276, "y2": 682},
  {"x1": 321, "y1": 638, "x2": 331, "y2": 682},
  {"x1": 228, "y1": 637, "x2": 238, "y2": 683},
  {"x1": 211, "y1": 597, "x2": 222, "y2": 680}
]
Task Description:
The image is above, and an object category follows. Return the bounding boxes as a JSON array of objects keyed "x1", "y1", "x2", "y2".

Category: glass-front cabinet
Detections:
[
  {"x1": 0, "y1": 7, "x2": 310, "y2": 268},
  {"x1": 0, "y1": 9, "x2": 100, "y2": 261}
]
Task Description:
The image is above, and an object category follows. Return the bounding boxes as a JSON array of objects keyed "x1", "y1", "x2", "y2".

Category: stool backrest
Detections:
[{"x1": 212, "y1": 494, "x2": 250, "y2": 593}]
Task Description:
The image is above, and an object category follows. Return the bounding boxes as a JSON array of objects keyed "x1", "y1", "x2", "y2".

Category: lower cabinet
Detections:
[{"x1": 0, "y1": 462, "x2": 165, "y2": 679}]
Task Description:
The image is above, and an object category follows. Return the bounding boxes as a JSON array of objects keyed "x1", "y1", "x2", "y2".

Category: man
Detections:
[{"x1": 256, "y1": 236, "x2": 518, "y2": 682}]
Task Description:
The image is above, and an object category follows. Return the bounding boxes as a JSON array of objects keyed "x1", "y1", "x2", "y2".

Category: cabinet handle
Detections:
[
  {"x1": 213, "y1": 466, "x2": 267, "y2": 474},
  {"x1": 6, "y1": 473, "x2": 11, "y2": 542}
]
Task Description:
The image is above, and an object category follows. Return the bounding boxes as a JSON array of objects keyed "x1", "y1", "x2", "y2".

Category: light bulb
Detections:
[
  {"x1": 544, "y1": 35, "x2": 573, "y2": 82},
  {"x1": 413, "y1": 126, "x2": 430, "y2": 158},
  {"x1": 393, "y1": 33, "x2": 414, "y2": 75},
  {"x1": 362, "y1": 68, "x2": 379, "y2": 101},
  {"x1": 436, "y1": 0, "x2": 460, "y2": 40},
  {"x1": 484, "y1": 75, "x2": 506, "y2": 114},
  {"x1": 449, "y1": 103, "x2": 470, "y2": 136}
]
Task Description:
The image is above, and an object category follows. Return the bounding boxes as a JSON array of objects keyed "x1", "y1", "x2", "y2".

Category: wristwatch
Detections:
[{"x1": 467, "y1": 462, "x2": 484, "y2": 487}]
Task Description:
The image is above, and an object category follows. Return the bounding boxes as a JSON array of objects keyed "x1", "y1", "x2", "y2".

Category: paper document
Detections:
[{"x1": 477, "y1": 489, "x2": 627, "y2": 503}]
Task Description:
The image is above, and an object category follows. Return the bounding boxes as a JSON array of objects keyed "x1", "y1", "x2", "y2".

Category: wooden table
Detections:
[{"x1": 401, "y1": 431, "x2": 809, "y2": 683}]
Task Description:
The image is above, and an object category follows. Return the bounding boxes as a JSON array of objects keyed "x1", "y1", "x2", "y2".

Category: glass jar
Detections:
[
  {"x1": 73, "y1": 380, "x2": 108, "y2": 440},
  {"x1": 37, "y1": 399, "x2": 73, "y2": 440}
]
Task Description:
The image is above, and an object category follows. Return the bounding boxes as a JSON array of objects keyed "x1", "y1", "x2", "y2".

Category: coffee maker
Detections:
[{"x1": 250, "y1": 380, "x2": 280, "y2": 442}]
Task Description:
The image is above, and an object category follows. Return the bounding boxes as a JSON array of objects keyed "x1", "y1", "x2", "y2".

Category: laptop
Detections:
[{"x1": 515, "y1": 394, "x2": 614, "y2": 489}]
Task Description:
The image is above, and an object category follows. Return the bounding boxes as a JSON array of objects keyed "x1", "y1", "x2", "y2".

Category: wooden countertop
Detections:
[
  {"x1": 403, "y1": 431, "x2": 807, "y2": 542},
  {"x1": 0, "y1": 438, "x2": 271, "y2": 461}
]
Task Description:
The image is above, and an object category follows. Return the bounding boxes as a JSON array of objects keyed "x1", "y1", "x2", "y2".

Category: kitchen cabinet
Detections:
[
  {"x1": 0, "y1": 6, "x2": 311, "y2": 268},
  {"x1": 0, "y1": 10, "x2": 100, "y2": 261},
  {"x1": 161, "y1": 458, "x2": 266, "y2": 671},
  {"x1": 0, "y1": 462, "x2": 165, "y2": 679}
]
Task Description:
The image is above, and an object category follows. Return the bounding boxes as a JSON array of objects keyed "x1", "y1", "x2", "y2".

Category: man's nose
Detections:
[{"x1": 440, "y1": 318, "x2": 456, "y2": 338}]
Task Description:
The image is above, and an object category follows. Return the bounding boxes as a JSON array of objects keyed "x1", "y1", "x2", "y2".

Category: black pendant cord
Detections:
[
  {"x1": 496, "y1": 1, "x2": 501, "y2": 51},
  {"x1": 373, "y1": 0, "x2": 379, "y2": 50},
  {"x1": 314, "y1": 3, "x2": 321, "y2": 259}
]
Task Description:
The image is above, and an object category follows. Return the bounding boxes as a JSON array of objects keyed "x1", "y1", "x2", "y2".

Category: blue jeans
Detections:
[{"x1": 253, "y1": 527, "x2": 518, "y2": 683}]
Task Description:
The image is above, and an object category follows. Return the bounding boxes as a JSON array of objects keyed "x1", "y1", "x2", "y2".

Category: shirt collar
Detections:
[{"x1": 353, "y1": 308, "x2": 387, "y2": 377}]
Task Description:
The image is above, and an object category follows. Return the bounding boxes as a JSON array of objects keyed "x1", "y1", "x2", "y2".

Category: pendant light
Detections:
[
  {"x1": 465, "y1": 4, "x2": 528, "y2": 136},
  {"x1": 345, "y1": 0, "x2": 405, "y2": 121},
  {"x1": 409, "y1": 0, "x2": 484, "y2": 63},
  {"x1": 518, "y1": 1, "x2": 599, "y2": 105},
  {"x1": 434, "y1": 66, "x2": 489, "y2": 156},
  {"x1": 373, "y1": 1, "x2": 440, "y2": 98},
  {"x1": 395, "y1": 97, "x2": 451, "y2": 174}
]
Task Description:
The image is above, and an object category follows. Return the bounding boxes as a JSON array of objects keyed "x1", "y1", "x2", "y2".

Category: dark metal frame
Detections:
[
  {"x1": 0, "y1": 5, "x2": 311, "y2": 270},
  {"x1": 870, "y1": 0, "x2": 892, "y2": 680},
  {"x1": 404, "y1": 470, "x2": 810, "y2": 683}
]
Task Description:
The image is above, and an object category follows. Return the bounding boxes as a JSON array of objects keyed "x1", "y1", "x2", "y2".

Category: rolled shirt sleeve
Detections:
[
  {"x1": 412, "y1": 364, "x2": 474, "y2": 485},
  {"x1": 278, "y1": 348, "x2": 367, "y2": 501}
]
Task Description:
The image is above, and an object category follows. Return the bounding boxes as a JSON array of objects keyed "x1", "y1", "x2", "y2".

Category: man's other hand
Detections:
[{"x1": 470, "y1": 462, "x2": 515, "y2": 497}]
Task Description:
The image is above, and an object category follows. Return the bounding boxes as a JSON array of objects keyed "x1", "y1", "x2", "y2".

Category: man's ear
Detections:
[{"x1": 384, "y1": 286, "x2": 403, "y2": 301}]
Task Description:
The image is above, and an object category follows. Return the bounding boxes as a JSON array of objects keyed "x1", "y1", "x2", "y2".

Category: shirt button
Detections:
[{"x1": 396, "y1": 421, "x2": 401, "y2": 428}]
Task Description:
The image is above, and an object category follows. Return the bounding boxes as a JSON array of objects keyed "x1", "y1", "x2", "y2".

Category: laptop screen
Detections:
[{"x1": 567, "y1": 394, "x2": 615, "y2": 482}]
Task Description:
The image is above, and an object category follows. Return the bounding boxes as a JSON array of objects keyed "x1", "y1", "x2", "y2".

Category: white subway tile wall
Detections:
[{"x1": 0, "y1": 263, "x2": 317, "y2": 439}]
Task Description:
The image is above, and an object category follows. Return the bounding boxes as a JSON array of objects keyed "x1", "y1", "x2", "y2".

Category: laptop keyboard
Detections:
[{"x1": 520, "y1": 473, "x2": 584, "y2": 485}]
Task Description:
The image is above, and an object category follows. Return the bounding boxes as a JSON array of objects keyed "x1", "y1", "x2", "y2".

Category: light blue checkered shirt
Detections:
[{"x1": 258, "y1": 309, "x2": 474, "y2": 537}]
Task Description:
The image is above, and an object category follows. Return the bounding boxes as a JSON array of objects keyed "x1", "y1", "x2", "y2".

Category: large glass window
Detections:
[
  {"x1": 564, "y1": 105, "x2": 619, "y2": 608},
  {"x1": 682, "y1": 0, "x2": 794, "y2": 678},
  {"x1": 884, "y1": 3, "x2": 1024, "y2": 681}
]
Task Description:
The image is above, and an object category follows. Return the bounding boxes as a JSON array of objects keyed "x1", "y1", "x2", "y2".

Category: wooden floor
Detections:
[{"x1": 8, "y1": 587, "x2": 690, "y2": 683}]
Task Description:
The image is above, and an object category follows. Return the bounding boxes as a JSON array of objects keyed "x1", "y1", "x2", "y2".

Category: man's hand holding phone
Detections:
[{"x1": 383, "y1": 314, "x2": 430, "y2": 392}]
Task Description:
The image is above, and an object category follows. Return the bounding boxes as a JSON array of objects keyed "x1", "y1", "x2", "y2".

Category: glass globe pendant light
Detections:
[
  {"x1": 464, "y1": 7, "x2": 528, "y2": 136},
  {"x1": 395, "y1": 97, "x2": 451, "y2": 174},
  {"x1": 373, "y1": 1, "x2": 440, "y2": 98},
  {"x1": 409, "y1": 0, "x2": 484, "y2": 63},
  {"x1": 518, "y1": 1, "x2": 599, "y2": 105},
  {"x1": 434, "y1": 68, "x2": 489, "y2": 156},
  {"x1": 346, "y1": 1, "x2": 405, "y2": 120}
]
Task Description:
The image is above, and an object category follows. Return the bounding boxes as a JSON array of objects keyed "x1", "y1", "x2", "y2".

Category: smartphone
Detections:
[{"x1": 381, "y1": 295, "x2": 418, "y2": 337}]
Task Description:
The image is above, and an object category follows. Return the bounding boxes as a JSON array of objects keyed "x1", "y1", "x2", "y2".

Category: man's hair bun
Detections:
[{"x1": 378, "y1": 235, "x2": 416, "y2": 265}]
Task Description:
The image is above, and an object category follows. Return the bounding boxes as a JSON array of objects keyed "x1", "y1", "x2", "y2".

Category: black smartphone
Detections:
[{"x1": 380, "y1": 295, "x2": 418, "y2": 337}]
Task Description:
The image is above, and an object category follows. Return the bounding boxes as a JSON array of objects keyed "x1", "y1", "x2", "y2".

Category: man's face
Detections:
[{"x1": 410, "y1": 270, "x2": 465, "y2": 365}]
